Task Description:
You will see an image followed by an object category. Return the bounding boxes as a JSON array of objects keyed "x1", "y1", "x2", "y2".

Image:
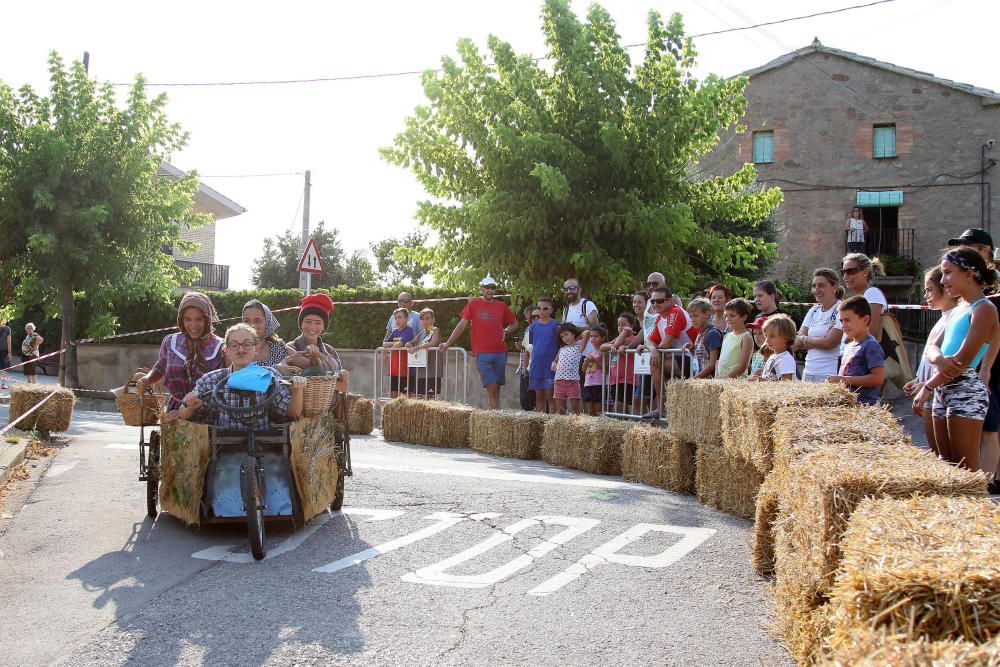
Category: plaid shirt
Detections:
[
  {"x1": 152, "y1": 333, "x2": 226, "y2": 410},
  {"x1": 192, "y1": 366, "x2": 292, "y2": 431}
]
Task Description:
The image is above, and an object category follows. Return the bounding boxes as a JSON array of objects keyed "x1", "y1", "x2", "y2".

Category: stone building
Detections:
[{"x1": 703, "y1": 39, "x2": 1000, "y2": 298}]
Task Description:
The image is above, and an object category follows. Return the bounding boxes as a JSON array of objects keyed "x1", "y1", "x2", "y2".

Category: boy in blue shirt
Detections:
[{"x1": 827, "y1": 296, "x2": 885, "y2": 405}]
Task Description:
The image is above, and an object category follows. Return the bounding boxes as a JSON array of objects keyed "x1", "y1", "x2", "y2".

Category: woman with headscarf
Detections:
[
  {"x1": 242, "y1": 299, "x2": 288, "y2": 367},
  {"x1": 137, "y1": 291, "x2": 225, "y2": 415}
]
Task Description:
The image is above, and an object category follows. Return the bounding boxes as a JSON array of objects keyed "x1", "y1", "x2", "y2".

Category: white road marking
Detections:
[
  {"x1": 45, "y1": 461, "x2": 78, "y2": 478},
  {"x1": 402, "y1": 515, "x2": 600, "y2": 589},
  {"x1": 528, "y1": 523, "x2": 716, "y2": 596},
  {"x1": 104, "y1": 444, "x2": 135, "y2": 450},
  {"x1": 354, "y1": 462, "x2": 651, "y2": 491}
]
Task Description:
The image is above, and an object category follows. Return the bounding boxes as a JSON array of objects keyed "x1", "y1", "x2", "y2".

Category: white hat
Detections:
[{"x1": 480, "y1": 275, "x2": 497, "y2": 287}]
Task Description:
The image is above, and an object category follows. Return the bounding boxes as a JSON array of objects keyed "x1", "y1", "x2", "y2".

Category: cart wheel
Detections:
[
  {"x1": 240, "y1": 456, "x2": 266, "y2": 561},
  {"x1": 330, "y1": 450, "x2": 346, "y2": 511},
  {"x1": 146, "y1": 431, "x2": 160, "y2": 519}
]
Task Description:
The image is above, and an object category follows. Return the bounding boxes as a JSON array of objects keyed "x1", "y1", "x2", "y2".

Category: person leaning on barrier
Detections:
[
  {"x1": 644, "y1": 286, "x2": 698, "y2": 419},
  {"x1": 405, "y1": 307, "x2": 442, "y2": 399},
  {"x1": 386, "y1": 292, "x2": 422, "y2": 339}
]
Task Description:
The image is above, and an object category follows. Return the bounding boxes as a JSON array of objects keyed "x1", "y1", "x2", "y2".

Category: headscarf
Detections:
[
  {"x1": 243, "y1": 299, "x2": 281, "y2": 340},
  {"x1": 177, "y1": 291, "x2": 220, "y2": 378}
]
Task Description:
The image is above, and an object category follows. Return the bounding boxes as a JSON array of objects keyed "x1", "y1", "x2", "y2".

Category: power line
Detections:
[
  {"x1": 201, "y1": 171, "x2": 304, "y2": 178},
  {"x1": 111, "y1": 0, "x2": 896, "y2": 88}
]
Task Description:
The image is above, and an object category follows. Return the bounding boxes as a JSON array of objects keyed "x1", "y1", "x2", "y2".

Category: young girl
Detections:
[
  {"x1": 686, "y1": 298, "x2": 722, "y2": 379},
  {"x1": 384, "y1": 307, "x2": 415, "y2": 398},
  {"x1": 748, "y1": 323, "x2": 767, "y2": 377},
  {"x1": 551, "y1": 324, "x2": 591, "y2": 414},
  {"x1": 795, "y1": 268, "x2": 844, "y2": 383},
  {"x1": 406, "y1": 308, "x2": 442, "y2": 399},
  {"x1": 841, "y1": 253, "x2": 887, "y2": 341},
  {"x1": 283, "y1": 293, "x2": 344, "y2": 380},
  {"x1": 752, "y1": 280, "x2": 786, "y2": 320},
  {"x1": 527, "y1": 296, "x2": 559, "y2": 413},
  {"x1": 582, "y1": 325, "x2": 608, "y2": 415},
  {"x1": 716, "y1": 298, "x2": 754, "y2": 378},
  {"x1": 605, "y1": 312, "x2": 638, "y2": 413},
  {"x1": 753, "y1": 314, "x2": 797, "y2": 381},
  {"x1": 242, "y1": 299, "x2": 288, "y2": 368},
  {"x1": 914, "y1": 248, "x2": 1000, "y2": 471}
]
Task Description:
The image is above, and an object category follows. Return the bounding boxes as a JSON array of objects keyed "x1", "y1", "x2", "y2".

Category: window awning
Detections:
[{"x1": 856, "y1": 190, "x2": 903, "y2": 207}]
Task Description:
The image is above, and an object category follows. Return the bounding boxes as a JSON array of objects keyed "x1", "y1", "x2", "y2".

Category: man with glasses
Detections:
[
  {"x1": 561, "y1": 278, "x2": 600, "y2": 354},
  {"x1": 385, "y1": 292, "x2": 422, "y2": 338},
  {"x1": 644, "y1": 285, "x2": 698, "y2": 419},
  {"x1": 441, "y1": 276, "x2": 518, "y2": 409}
]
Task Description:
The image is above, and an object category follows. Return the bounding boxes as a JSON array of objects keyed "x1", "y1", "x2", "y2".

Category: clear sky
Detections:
[{"x1": 2, "y1": 0, "x2": 993, "y2": 289}]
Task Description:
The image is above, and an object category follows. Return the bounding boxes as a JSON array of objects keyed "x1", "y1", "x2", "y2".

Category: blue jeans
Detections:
[{"x1": 476, "y1": 352, "x2": 508, "y2": 387}]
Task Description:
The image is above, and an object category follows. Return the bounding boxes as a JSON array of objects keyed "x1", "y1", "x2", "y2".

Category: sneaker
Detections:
[
  {"x1": 641, "y1": 410, "x2": 661, "y2": 421},
  {"x1": 988, "y1": 479, "x2": 1000, "y2": 496}
]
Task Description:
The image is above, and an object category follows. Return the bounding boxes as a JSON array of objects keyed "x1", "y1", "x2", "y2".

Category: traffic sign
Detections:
[{"x1": 298, "y1": 238, "x2": 325, "y2": 274}]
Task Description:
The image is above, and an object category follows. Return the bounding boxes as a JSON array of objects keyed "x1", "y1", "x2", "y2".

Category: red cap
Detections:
[
  {"x1": 299, "y1": 293, "x2": 335, "y2": 328},
  {"x1": 749, "y1": 315, "x2": 769, "y2": 330}
]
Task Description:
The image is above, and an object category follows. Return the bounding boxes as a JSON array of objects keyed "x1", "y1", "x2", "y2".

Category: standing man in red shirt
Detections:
[
  {"x1": 440, "y1": 276, "x2": 518, "y2": 409},
  {"x1": 644, "y1": 285, "x2": 699, "y2": 419}
]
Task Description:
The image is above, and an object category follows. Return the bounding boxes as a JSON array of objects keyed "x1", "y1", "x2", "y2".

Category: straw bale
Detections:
[
  {"x1": 695, "y1": 442, "x2": 764, "y2": 520},
  {"x1": 346, "y1": 393, "x2": 374, "y2": 435},
  {"x1": 664, "y1": 379, "x2": 733, "y2": 445},
  {"x1": 820, "y1": 629, "x2": 1000, "y2": 667},
  {"x1": 719, "y1": 382, "x2": 856, "y2": 475},
  {"x1": 290, "y1": 414, "x2": 342, "y2": 521},
  {"x1": 541, "y1": 415, "x2": 631, "y2": 475},
  {"x1": 469, "y1": 410, "x2": 549, "y2": 460},
  {"x1": 751, "y1": 474, "x2": 781, "y2": 575},
  {"x1": 8, "y1": 384, "x2": 76, "y2": 433},
  {"x1": 621, "y1": 426, "x2": 695, "y2": 494},
  {"x1": 772, "y1": 446, "x2": 988, "y2": 664},
  {"x1": 380, "y1": 397, "x2": 476, "y2": 448},
  {"x1": 158, "y1": 419, "x2": 211, "y2": 526},
  {"x1": 824, "y1": 495, "x2": 1000, "y2": 651}
]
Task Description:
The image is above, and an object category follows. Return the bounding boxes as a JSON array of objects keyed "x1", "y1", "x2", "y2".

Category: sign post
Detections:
[{"x1": 297, "y1": 237, "x2": 324, "y2": 295}]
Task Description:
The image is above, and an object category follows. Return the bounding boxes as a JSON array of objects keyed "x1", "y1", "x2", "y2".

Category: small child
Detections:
[
  {"x1": 582, "y1": 324, "x2": 608, "y2": 415},
  {"x1": 716, "y1": 298, "x2": 754, "y2": 378},
  {"x1": 752, "y1": 314, "x2": 797, "y2": 381},
  {"x1": 605, "y1": 313, "x2": 638, "y2": 414},
  {"x1": 748, "y1": 323, "x2": 767, "y2": 377},
  {"x1": 686, "y1": 298, "x2": 722, "y2": 379},
  {"x1": 384, "y1": 307, "x2": 415, "y2": 398},
  {"x1": 552, "y1": 323, "x2": 590, "y2": 414},
  {"x1": 406, "y1": 308, "x2": 442, "y2": 399},
  {"x1": 527, "y1": 296, "x2": 560, "y2": 413},
  {"x1": 827, "y1": 296, "x2": 885, "y2": 405}
]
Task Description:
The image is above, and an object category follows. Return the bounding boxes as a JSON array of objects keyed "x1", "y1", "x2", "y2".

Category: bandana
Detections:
[
  {"x1": 944, "y1": 251, "x2": 985, "y2": 283},
  {"x1": 244, "y1": 300, "x2": 282, "y2": 340},
  {"x1": 176, "y1": 291, "x2": 220, "y2": 379}
]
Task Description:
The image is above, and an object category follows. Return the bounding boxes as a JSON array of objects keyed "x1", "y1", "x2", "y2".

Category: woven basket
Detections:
[
  {"x1": 116, "y1": 368, "x2": 164, "y2": 426},
  {"x1": 302, "y1": 375, "x2": 338, "y2": 417}
]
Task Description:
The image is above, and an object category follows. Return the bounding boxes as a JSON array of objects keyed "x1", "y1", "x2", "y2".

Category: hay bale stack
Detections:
[
  {"x1": 541, "y1": 415, "x2": 631, "y2": 475},
  {"x1": 621, "y1": 426, "x2": 695, "y2": 494},
  {"x1": 751, "y1": 475, "x2": 781, "y2": 576},
  {"x1": 664, "y1": 380, "x2": 733, "y2": 444},
  {"x1": 695, "y1": 443, "x2": 765, "y2": 520},
  {"x1": 823, "y1": 495, "x2": 1000, "y2": 653},
  {"x1": 8, "y1": 385, "x2": 75, "y2": 433},
  {"x1": 379, "y1": 397, "x2": 476, "y2": 448},
  {"x1": 345, "y1": 393, "x2": 374, "y2": 435},
  {"x1": 719, "y1": 382, "x2": 856, "y2": 474},
  {"x1": 469, "y1": 410, "x2": 548, "y2": 460},
  {"x1": 819, "y1": 629, "x2": 1000, "y2": 666},
  {"x1": 379, "y1": 397, "x2": 407, "y2": 442},
  {"x1": 772, "y1": 446, "x2": 988, "y2": 664}
]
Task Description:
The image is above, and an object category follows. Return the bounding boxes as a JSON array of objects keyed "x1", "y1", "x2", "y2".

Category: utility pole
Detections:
[
  {"x1": 83, "y1": 51, "x2": 90, "y2": 74},
  {"x1": 298, "y1": 170, "x2": 311, "y2": 290}
]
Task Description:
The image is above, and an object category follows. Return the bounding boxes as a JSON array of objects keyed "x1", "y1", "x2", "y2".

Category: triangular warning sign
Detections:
[{"x1": 298, "y1": 238, "x2": 325, "y2": 274}]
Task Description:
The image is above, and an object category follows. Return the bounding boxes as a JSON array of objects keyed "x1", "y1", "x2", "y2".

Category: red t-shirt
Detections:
[
  {"x1": 459, "y1": 298, "x2": 516, "y2": 354},
  {"x1": 648, "y1": 306, "x2": 698, "y2": 349}
]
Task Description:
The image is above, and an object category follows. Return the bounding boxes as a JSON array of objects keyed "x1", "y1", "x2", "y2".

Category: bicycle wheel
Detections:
[
  {"x1": 146, "y1": 431, "x2": 160, "y2": 519},
  {"x1": 330, "y1": 449, "x2": 346, "y2": 511},
  {"x1": 240, "y1": 455, "x2": 266, "y2": 560}
]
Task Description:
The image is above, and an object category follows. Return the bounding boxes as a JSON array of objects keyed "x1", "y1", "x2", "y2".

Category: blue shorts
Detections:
[
  {"x1": 528, "y1": 375, "x2": 554, "y2": 391},
  {"x1": 476, "y1": 352, "x2": 508, "y2": 387}
]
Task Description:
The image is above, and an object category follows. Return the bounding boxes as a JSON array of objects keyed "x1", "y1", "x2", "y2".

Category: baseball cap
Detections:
[
  {"x1": 947, "y1": 228, "x2": 994, "y2": 250},
  {"x1": 748, "y1": 315, "x2": 769, "y2": 330},
  {"x1": 480, "y1": 275, "x2": 497, "y2": 287}
]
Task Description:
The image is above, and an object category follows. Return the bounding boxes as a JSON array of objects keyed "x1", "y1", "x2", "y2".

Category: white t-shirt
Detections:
[
  {"x1": 564, "y1": 298, "x2": 598, "y2": 354},
  {"x1": 916, "y1": 309, "x2": 955, "y2": 383},
  {"x1": 864, "y1": 286, "x2": 888, "y2": 312},
  {"x1": 762, "y1": 350, "x2": 797, "y2": 380},
  {"x1": 642, "y1": 303, "x2": 658, "y2": 339},
  {"x1": 801, "y1": 300, "x2": 842, "y2": 377}
]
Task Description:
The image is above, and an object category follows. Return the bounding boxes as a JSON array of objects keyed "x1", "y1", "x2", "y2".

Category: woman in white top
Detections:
[
  {"x1": 902, "y1": 267, "x2": 958, "y2": 457},
  {"x1": 794, "y1": 268, "x2": 844, "y2": 382},
  {"x1": 841, "y1": 252, "x2": 887, "y2": 341},
  {"x1": 845, "y1": 206, "x2": 868, "y2": 254}
]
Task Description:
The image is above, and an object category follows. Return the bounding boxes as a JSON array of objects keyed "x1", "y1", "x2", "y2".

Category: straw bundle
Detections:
[
  {"x1": 772, "y1": 446, "x2": 988, "y2": 663},
  {"x1": 8, "y1": 385, "x2": 75, "y2": 433},
  {"x1": 380, "y1": 397, "x2": 476, "y2": 448},
  {"x1": 695, "y1": 442, "x2": 764, "y2": 520},
  {"x1": 621, "y1": 426, "x2": 695, "y2": 494},
  {"x1": 751, "y1": 475, "x2": 781, "y2": 575},
  {"x1": 290, "y1": 414, "x2": 341, "y2": 521},
  {"x1": 346, "y1": 393, "x2": 374, "y2": 435},
  {"x1": 719, "y1": 382, "x2": 856, "y2": 475},
  {"x1": 469, "y1": 410, "x2": 549, "y2": 460},
  {"x1": 158, "y1": 419, "x2": 211, "y2": 526},
  {"x1": 541, "y1": 415, "x2": 631, "y2": 475},
  {"x1": 820, "y1": 629, "x2": 1000, "y2": 667},
  {"x1": 824, "y1": 495, "x2": 1000, "y2": 652},
  {"x1": 664, "y1": 380, "x2": 733, "y2": 444}
]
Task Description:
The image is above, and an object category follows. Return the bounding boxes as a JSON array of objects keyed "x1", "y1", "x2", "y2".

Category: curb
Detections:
[{"x1": 0, "y1": 441, "x2": 27, "y2": 488}]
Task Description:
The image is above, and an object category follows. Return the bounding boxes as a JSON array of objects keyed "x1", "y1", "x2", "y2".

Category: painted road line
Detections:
[
  {"x1": 104, "y1": 444, "x2": 135, "y2": 450},
  {"x1": 45, "y1": 461, "x2": 79, "y2": 478},
  {"x1": 528, "y1": 523, "x2": 717, "y2": 596},
  {"x1": 353, "y1": 462, "x2": 651, "y2": 491}
]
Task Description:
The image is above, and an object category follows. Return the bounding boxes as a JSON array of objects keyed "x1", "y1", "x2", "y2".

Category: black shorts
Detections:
[
  {"x1": 409, "y1": 375, "x2": 442, "y2": 397},
  {"x1": 389, "y1": 375, "x2": 408, "y2": 393},
  {"x1": 582, "y1": 385, "x2": 603, "y2": 404},
  {"x1": 984, "y1": 381, "x2": 1000, "y2": 432},
  {"x1": 610, "y1": 383, "x2": 634, "y2": 406}
]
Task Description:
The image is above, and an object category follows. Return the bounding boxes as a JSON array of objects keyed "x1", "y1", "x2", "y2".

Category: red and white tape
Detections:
[{"x1": 780, "y1": 301, "x2": 930, "y2": 310}]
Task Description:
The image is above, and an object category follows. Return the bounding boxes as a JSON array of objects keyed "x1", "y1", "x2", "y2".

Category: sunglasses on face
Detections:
[
  {"x1": 649, "y1": 298, "x2": 666, "y2": 304},
  {"x1": 646, "y1": 282, "x2": 658, "y2": 287},
  {"x1": 563, "y1": 286, "x2": 579, "y2": 291},
  {"x1": 841, "y1": 267, "x2": 862, "y2": 276},
  {"x1": 538, "y1": 305, "x2": 552, "y2": 310}
]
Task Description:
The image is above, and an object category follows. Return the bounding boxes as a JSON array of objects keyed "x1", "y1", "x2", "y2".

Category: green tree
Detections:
[
  {"x1": 344, "y1": 249, "x2": 377, "y2": 288},
  {"x1": 251, "y1": 221, "x2": 374, "y2": 289},
  {"x1": 0, "y1": 53, "x2": 207, "y2": 386},
  {"x1": 369, "y1": 230, "x2": 433, "y2": 285},
  {"x1": 381, "y1": 0, "x2": 781, "y2": 302}
]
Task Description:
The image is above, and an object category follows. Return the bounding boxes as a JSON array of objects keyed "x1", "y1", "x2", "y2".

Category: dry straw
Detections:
[
  {"x1": 379, "y1": 397, "x2": 476, "y2": 448},
  {"x1": 719, "y1": 382, "x2": 856, "y2": 475},
  {"x1": 8, "y1": 385, "x2": 75, "y2": 433},
  {"x1": 695, "y1": 442, "x2": 764, "y2": 520},
  {"x1": 772, "y1": 445, "x2": 988, "y2": 663},
  {"x1": 664, "y1": 379, "x2": 733, "y2": 445},
  {"x1": 621, "y1": 425, "x2": 695, "y2": 494},
  {"x1": 541, "y1": 415, "x2": 631, "y2": 475},
  {"x1": 819, "y1": 629, "x2": 1000, "y2": 667},
  {"x1": 824, "y1": 495, "x2": 1000, "y2": 651},
  {"x1": 158, "y1": 419, "x2": 211, "y2": 526},
  {"x1": 752, "y1": 475, "x2": 781, "y2": 575},
  {"x1": 345, "y1": 393, "x2": 374, "y2": 435},
  {"x1": 290, "y1": 413, "x2": 342, "y2": 521},
  {"x1": 469, "y1": 410, "x2": 549, "y2": 460}
]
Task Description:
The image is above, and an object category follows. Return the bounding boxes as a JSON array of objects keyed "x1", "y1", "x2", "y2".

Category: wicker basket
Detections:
[
  {"x1": 116, "y1": 368, "x2": 164, "y2": 427},
  {"x1": 302, "y1": 375, "x2": 338, "y2": 417}
]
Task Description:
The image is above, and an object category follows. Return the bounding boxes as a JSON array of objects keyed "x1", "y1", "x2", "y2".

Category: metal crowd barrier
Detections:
[
  {"x1": 599, "y1": 347, "x2": 692, "y2": 423},
  {"x1": 373, "y1": 346, "x2": 469, "y2": 424}
]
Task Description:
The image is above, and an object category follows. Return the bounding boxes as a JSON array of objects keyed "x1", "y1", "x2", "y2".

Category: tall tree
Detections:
[
  {"x1": 0, "y1": 53, "x2": 207, "y2": 386},
  {"x1": 369, "y1": 230, "x2": 432, "y2": 286},
  {"x1": 381, "y1": 0, "x2": 781, "y2": 301},
  {"x1": 251, "y1": 221, "x2": 373, "y2": 289}
]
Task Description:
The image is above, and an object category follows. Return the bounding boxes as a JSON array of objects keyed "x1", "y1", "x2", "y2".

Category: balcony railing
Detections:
[
  {"x1": 175, "y1": 259, "x2": 229, "y2": 291},
  {"x1": 844, "y1": 228, "x2": 915, "y2": 259}
]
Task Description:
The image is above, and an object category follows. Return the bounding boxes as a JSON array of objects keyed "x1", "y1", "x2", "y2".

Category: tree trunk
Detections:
[{"x1": 59, "y1": 283, "x2": 78, "y2": 388}]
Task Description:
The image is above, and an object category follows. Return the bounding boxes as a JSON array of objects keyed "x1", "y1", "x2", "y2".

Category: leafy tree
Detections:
[
  {"x1": 369, "y1": 231, "x2": 432, "y2": 286},
  {"x1": 251, "y1": 221, "x2": 374, "y2": 289},
  {"x1": 381, "y1": 0, "x2": 781, "y2": 303},
  {"x1": 0, "y1": 53, "x2": 207, "y2": 386},
  {"x1": 344, "y1": 249, "x2": 377, "y2": 288}
]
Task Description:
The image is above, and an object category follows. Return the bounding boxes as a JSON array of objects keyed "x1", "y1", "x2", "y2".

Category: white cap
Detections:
[{"x1": 480, "y1": 275, "x2": 497, "y2": 287}]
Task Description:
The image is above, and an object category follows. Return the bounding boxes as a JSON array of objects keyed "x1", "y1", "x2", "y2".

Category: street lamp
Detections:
[{"x1": 983, "y1": 140, "x2": 996, "y2": 233}]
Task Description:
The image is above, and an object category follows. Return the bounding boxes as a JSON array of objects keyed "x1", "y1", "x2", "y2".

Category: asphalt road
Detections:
[{"x1": 0, "y1": 406, "x2": 790, "y2": 666}]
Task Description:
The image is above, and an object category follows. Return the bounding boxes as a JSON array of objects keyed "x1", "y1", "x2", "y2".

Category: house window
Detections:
[
  {"x1": 753, "y1": 131, "x2": 774, "y2": 164},
  {"x1": 873, "y1": 124, "x2": 896, "y2": 158}
]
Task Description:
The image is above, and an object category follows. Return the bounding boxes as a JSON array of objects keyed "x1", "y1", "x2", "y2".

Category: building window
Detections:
[
  {"x1": 873, "y1": 124, "x2": 896, "y2": 158},
  {"x1": 753, "y1": 131, "x2": 774, "y2": 164}
]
